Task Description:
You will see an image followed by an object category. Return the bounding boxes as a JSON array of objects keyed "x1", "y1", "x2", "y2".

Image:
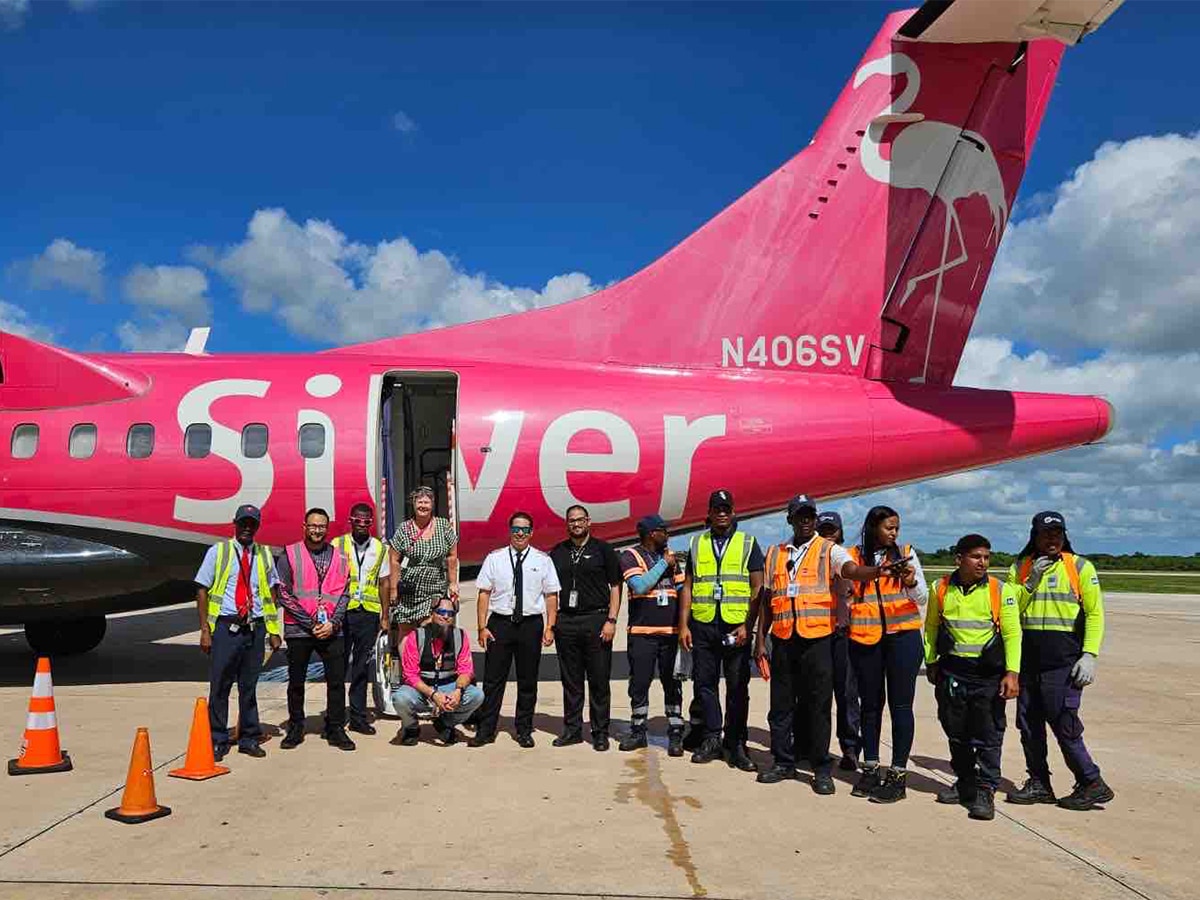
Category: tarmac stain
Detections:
[{"x1": 615, "y1": 753, "x2": 706, "y2": 897}]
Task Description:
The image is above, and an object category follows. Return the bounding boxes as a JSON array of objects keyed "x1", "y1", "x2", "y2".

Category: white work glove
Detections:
[
  {"x1": 1070, "y1": 652, "x2": 1097, "y2": 688},
  {"x1": 1024, "y1": 556, "x2": 1055, "y2": 592}
]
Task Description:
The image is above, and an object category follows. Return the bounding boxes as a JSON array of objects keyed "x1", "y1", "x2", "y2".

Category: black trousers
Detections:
[
  {"x1": 769, "y1": 632, "x2": 833, "y2": 770},
  {"x1": 208, "y1": 617, "x2": 266, "y2": 749},
  {"x1": 286, "y1": 635, "x2": 346, "y2": 729},
  {"x1": 795, "y1": 628, "x2": 861, "y2": 759},
  {"x1": 628, "y1": 633, "x2": 683, "y2": 733},
  {"x1": 477, "y1": 613, "x2": 543, "y2": 738},
  {"x1": 343, "y1": 608, "x2": 380, "y2": 726},
  {"x1": 936, "y1": 670, "x2": 1006, "y2": 790},
  {"x1": 555, "y1": 611, "x2": 612, "y2": 738},
  {"x1": 690, "y1": 617, "x2": 751, "y2": 749}
]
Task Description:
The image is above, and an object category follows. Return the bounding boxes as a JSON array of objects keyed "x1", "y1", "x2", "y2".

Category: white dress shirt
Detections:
[{"x1": 477, "y1": 546, "x2": 561, "y2": 616}]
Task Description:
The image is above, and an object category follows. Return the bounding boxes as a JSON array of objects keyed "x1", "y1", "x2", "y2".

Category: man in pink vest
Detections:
[{"x1": 272, "y1": 507, "x2": 356, "y2": 751}]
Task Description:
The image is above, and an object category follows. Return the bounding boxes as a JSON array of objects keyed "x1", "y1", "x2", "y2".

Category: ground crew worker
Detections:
[
  {"x1": 272, "y1": 507, "x2": 356, "y2": 752},
  {"x1": 619, "y1": 514, "x2": 686, "y2": 756},
  {"x1": 816, "y1": 511, "x2": 861, "y2": 771},
  {"x1": 194, "y1": 504, "x2": 281, "y2": 760},
  {"x1": 334, "y1": 501, "x2": 391, "y2": 736},
  {"x1": 1005, "y1": 511, "x2": 1113, "y2": 811},
  {"x1": 924, "y1": 534, "x2": 1021, "y2": 821},
  {"x1": 549, "y1": 505, "x2": 622, "y2": 751},
  {"x1": 678, "y1": 490, "x2": 764, "y2": 771}
]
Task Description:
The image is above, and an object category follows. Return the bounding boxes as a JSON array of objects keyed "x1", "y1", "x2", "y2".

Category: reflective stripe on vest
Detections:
[
  {"x1": 336, "y1": 534, "x2": 385, "y2": 613},
  {"x1": 846, "y1": 544, "x2": 921, "y2": 645},
  {"x1": 1017, "y1": 553, "x2": 1084, "y2": 634},
  {"x1": 766, "y1": 538, "x2": 834, "y2": 640},
  {"x1": 416, "y1": 627, "x2": 461, "y2": 687},
  {"x1": 934, "y1": 576, "x2": 1001, "y2": 658},
  {"x1": 625, "y1": 547, "x2": 684, "y2": 601},
  {"x1": 208, "y1": 540, "x2": 280, "y2": 635},
  {"x1": 689, "y1": 531, "x2": 753, "y2": 625},
  {"x1": 284, "y1": 542, "x2": 349, "y2": 625}
]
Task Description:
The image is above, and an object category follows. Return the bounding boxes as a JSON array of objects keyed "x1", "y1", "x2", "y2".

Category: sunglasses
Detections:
[
  {"x1": 510, "y1": 526, "x2": 533, "y2": 535},
  {"x1": 348, "y1": 517, "x2": 372, "y2": 526},
  {"x1": 433, "y1": 607, "x2": 456, "y2": 617}
]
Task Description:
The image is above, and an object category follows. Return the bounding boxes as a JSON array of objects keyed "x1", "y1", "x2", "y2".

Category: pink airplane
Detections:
[{"x1": 0, "y1": 0, "x2": 1121, "y2": 654}]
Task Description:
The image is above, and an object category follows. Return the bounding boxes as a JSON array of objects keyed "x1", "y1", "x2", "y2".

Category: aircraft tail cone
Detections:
[
  {"x1": 168, "y1": 698, "x2": 230, "y2": 781},
  {"x1": 8, "y1": 657, "x2": 73, "y2": 776},
  {"x1": 104, "y1": 727, "x2": 171, "y2": 824}
]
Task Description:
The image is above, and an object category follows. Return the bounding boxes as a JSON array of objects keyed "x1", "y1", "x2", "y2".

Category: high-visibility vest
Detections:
[
  {"x1": 933, "y1": 576, "x2": 1001, "y2": 660},
  {"x1": 415, "y1": 626, "x2": 463, "y2": 687},
  {"x1": 689, "y1": 531, "x2": 755, "y2": 625},
  {"x1": 1014, "y1": 553, "x2": 1084, "y2": 636},
  {"x1": 208, "y1": 540, "x2": 280, "y2": 635},
  {"x1": 764, "y1": 538, "x2": 835, "y2": 640},
  {"x1": 283, "y1": 542, "x2": 349, "y2": 625},
  {"x1": 846, "y1": 544, "x2": 922, "y2": 645},
  {"x1": 335, "y1": 534, "x2": 386, "y2": 614},
  {"x1": 624, "y1": 545, "x2": 685, "y2": 635}
]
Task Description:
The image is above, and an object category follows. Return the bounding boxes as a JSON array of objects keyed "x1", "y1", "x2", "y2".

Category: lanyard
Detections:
[
  {"x1": 711, "y1": 530, "x2": 732, "y2": 570},
  {"x1": 568, "y1": 540, "x2": 589, "y2": 589},
  {"x1": 353, "y1": 539, "x2": 369, "y2": 575}
]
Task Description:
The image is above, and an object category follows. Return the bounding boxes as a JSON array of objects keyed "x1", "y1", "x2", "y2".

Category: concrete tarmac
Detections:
[{"x1": 0, "y1": 591, "x2": 1195, "y2": 900}]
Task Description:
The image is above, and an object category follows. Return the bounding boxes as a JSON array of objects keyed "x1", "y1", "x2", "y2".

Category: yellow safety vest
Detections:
[
  {"x1": 335, "y1": 534, "x2": 386, "y2": 614},
  {"x1": 689, "y1": 531, "x2": 754, "y2": 625},
  {"x1": 209, "y1": 540, "x2": 280, "y2": 635},
  {"x1": 933, "y1": 576, "x2": 1002, "y2": 660}
]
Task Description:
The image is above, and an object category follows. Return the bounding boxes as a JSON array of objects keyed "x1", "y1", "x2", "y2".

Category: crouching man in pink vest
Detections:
[{"x1": 272, "y1": 507, "x2": 356, "y2": 751}]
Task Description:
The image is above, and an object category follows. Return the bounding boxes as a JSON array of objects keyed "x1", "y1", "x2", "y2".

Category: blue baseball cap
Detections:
[
  {"x1": 1033, "y1": 511, "x2": 1066, "y2": 532},
  {"x1": 816, "y1": 511, "x2": 842, "y2": 530},
  {"x1": 786, "y1": 494, "x2": 817, "y2": 519},
  {"x1": 233, "y1": 504, "x2": 261, "y2": 524},
  {"x1": 637, "y1": 514, "x2": 670, "y2": 534}
]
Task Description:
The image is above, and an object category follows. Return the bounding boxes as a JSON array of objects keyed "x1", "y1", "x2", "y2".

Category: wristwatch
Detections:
[{"x1": 605, "y1": 616, "x2": 618, "y2": 625}]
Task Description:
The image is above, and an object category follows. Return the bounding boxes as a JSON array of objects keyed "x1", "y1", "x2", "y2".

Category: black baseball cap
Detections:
[
  {"x1": 637, "y1": 514, "x2": 670, "y2": 534},
  {"x1": 233, "y1": 504, "x2": 261, "y2": 524},
  {"x1": 786, "y1": 494, "x2": 817, "y2": 518},
  {"x1": 708, "y1": 489, "x2": 734, "y2": 510},
  {"x1": 1032, "y1": 511, "x2": 1066, "y2": 532},
  {"x1": 816, "y1": 511, "x2": 842, "y2": 530}
]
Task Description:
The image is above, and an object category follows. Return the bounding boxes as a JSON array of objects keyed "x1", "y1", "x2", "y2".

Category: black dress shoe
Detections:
[
  {"x1": 467, "y1": 733, "x2": 495, "y2": 748},
  {"x1": 326, "y1": 728, "x2": 357, "y2": 751},
  {"x1": 592, "y1": 735, "x2": 610, "y2": 752},
  {"x1": 756, "y1": 764, "x2": 797, "y2": 784},
  {"x1": 280, "y1": 728, "x2": 304, "y2": 750},
  {"x1": 348, "y1": 721, "x2": 377, "y2": 736},
  {"x1": 839, "y1": 752, "x2": 860, "y2": 772},
  {"x1": 552, "y1": 733, "x2": 583, "y2": 747},
  {"x1": 725, "y1": 744, "x2": 758, "y2": 773},
  {"x1": 516, "y1": 733, "x2": 536, "y2": 749},
  {"x1": 237, "y1": 743, "x2": 266, "y2": 758},
  {"x1": 213, "y1": 744, "x2": 230, "y2": 762},
  {"x1": 811, "y1": 770, "x2": 836, "y2": 795}
]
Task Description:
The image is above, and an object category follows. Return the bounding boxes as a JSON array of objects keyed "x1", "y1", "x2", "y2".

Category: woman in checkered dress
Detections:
[{"x1": 388, "y1": 486, "x2": 460, "y2": 636}]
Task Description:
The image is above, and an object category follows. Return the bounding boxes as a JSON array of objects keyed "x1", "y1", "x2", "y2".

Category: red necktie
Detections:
[{"x1": 235, "y1": 546, "x2": 252, "y2": 620}]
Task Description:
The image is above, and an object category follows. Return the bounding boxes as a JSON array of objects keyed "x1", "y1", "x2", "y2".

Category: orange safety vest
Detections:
[
  {"x1": 847, "y1": 543, "x2": 922, "y2": 645},
  {"x1": 764, "y1": 538, "x2": 835, "y2": 640},
  {"x1": 1017, "y1": 553, "x2": 1082, "y2": 600},
  {"x1": 623, "y1": 546, "x2": 685, "y2": 635}
]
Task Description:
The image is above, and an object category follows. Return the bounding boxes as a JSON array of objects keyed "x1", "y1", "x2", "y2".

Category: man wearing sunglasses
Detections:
[
  {"x1": 334, "y1": 501, "x2": 392, "y2": 736},
  {"x1": 472, "y1": 512, "x2": 561, "y2": 748},
  {"x1": 392, "y1": 602, "x2": 482, "y2": 745}
]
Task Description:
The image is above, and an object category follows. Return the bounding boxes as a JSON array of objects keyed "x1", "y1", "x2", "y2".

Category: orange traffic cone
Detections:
[
  {"x1": 8, "y1": 657, "x2": 72, "y2": 776},
  {"x1": 104, "y1": 728, "x2": 171, "y2": 824},
  {"x1": 169, "y1": 698, "x2": 229, "y2": 781}
]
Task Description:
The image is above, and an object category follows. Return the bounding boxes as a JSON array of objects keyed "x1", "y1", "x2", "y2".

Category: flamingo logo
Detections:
[{"x1": 853, "y1": 52, "x2": 1009, "y2": 375}]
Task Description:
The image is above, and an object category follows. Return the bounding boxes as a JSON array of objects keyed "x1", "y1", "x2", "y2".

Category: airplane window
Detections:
[
  {"x1": 126, "y1": 423, "x2": 155, "y2": 459},
  {"x1": 242, "y1": 423, "x2": 268, "y2": 459},
  {"x1": 298, "y1": 423, "x2": 325, "y2": 459},
  {"x1": 69, "y1": 424, "x2": 97, "y2": 459},
  {"x1": 11, "y1": 424, "x2": 38, "y2": 459},
  {"x1": 185, "y1": 423, "x2": 212, "y2": 459}
]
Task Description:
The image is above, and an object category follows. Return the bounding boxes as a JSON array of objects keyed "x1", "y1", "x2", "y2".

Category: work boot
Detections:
[
  {"x1": 869, "y1": 768, "x2": 907, "y2": 804},
  {"x1": 691, "y1": 735, "x2": 724, "y2": 764},
  {"x1": 1057, "y1": 777, "x2": 1115, "y2": 811},
  {"x1": 433, "y1": 718, "x2": 459, "y2": 746},
  {"x1": 592, "y1": 734, "x2": 610, "y2": 752},
  {"x1": 237, "y1": 743, "x2": 266, "y2": 758},
  {"x1": 756, "y1": 764, "x2": 797, "y2": 784},
  {"x1": 811, "y1": 770, "x2": 836, "y2": 796},
  {"x1": 398, "y1": 726, "x2": 420, "y2": 746},
  {"x1": 325, "y1": 727, "x2": 357, "y2": 751},
  {"x1": 280, "y1": 725, "x2": 304, "y2": 750},
  {"x1": 851, "y1": 765, "x2": 881, "y2": 798},
  {"x1": 1006, "y1": 776, "x2": 1057, "y2": 805},
  {"x1": 619, "y1": 729, "x2": 648, "y2": 752},
  {"x1": 936, "y1": 781, "x2": 976, "y2": 807},
  {"x1": 725, "y1": 744, "x2": 758, "y2": 773},
  {"x1": 667, "y1": 727, "x2": 684, "y2": 758},
  {"x1": 969, "y1": 787, "x2": 996, "y2": 821},
  {"x1": 681, "y1": 725, "x2": 705, "y2": 752}
]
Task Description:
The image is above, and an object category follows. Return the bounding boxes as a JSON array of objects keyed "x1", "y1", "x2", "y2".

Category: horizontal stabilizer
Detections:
[
  {"x1": 0, "y1": 331, "x2": 150, "y2": 410},
  {"x1": 900, "y1": 0, "x2": 1123, "y2": 46}
]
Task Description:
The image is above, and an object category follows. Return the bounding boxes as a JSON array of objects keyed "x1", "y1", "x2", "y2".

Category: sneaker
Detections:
[
  {"x1": 348, "y1": 721, "x2": 377, "y2": 736},
  {"x1": 280, "y1": 727, "x2": 304, "y2": 750},
  {"x1": 667, "y1": 728, "x2": 684, "y2": 758},
  {"x1": 839, "y1": 751, "x2": 860, "y2": 772},
  {"x1": 326, "y1": 728, "x2": 357, "y2": 751},
  {"x1": 968, "y1": 787, "x2": 996, "y2": 821},
  {"x1": 213, "y1": 744, "x2": 230, "y2": 762},
  {"x1": 1057, "y1": 778, "x2": 1114, "y2": 811},
  {"x1": 936, "y1": 781, "x2": 975, "y2": 807},
  {"x1": 851, "y1": 765, "x2": 881, "y2": 798},
  {"x1": 811, "y1": 770, "x2": 836, "y2": 796},
  {"x1": 1006, "y1": 776, "x2": 1057, "y2": 805},
  {"x1": 237, "y1": 743, "x2": 266, "y2": 758},
  {"x1": 869, "y1": 768, "x2": 907, "y2": 804},
  {"x1": 681, "y1": 726, "x2": 705, "y2": 753},
  {"x1": 619, "y1": 730, "x2": 648, "y2": 752},
  {"x1": 725, "y1": 744, "x2": 758, "y2": 773},
  {"x1": 691, "y1": 735, "x2": 724, "y2": 764},
  {"x1": 553, "y1": 732, "x2": 583, "y2": 748},
  {"x1": 756, "y1": 764, "x2": 797, "y2": 784},
  {"x1": 592, "y1": 734, "x2": 610, "y2": 752}
]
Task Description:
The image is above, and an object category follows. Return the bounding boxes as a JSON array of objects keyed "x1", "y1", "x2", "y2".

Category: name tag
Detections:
[
  {"x1": 786, "y1": 584, "x2": 799, "y2": 598},
  {"x1": 713, "y1": 584, "x2": 724, "y2": 602},
  {"x1": 657, "y1": 589, "x2": 670, "y2": 607},
  {"x1": 568, "y1": 590, "x2": 578, "y2": 609}
]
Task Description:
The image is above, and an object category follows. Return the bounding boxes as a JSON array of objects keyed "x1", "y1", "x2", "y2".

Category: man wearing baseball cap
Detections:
[
  {"x1": 815, "y1": 510, "x2": 861, "y2": 771},
  {"x1": 194, "y1": 504, "x2": 282, "y2": 760},
  {"x1": 1005, "y1": 511, "x2": 1112, "y2": 811}
]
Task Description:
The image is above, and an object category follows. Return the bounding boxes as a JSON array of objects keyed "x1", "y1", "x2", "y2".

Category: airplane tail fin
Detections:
[{"x1": 343, "y1": 1, "x2": 1119, "y2": 385}]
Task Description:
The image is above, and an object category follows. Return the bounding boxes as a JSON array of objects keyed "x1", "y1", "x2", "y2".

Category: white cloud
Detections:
[
  {"x1": 115, "y1": 317, "x2": 190, "y2": 352},
  {"x1": 0, "y1": 0, "x2": 29, "y2": 31},
  {"x1": 392, "y1": 111, "x2": 418, "y2": 134},
  {"x1": 0, "y1": 299, "x2": 54, "y2": 342},
  {"x1": 16, "y1": 238, "x2": 107, "y2": 300},
  {"x1": 121, "y1": 264, "x2": 210, "y2": 319},
  {"x1": 203, "y1": 208, "x2": 597, "y2": 344}
]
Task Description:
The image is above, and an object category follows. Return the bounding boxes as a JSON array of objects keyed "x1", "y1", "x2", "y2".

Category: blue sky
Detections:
[{"x1": 3, "y1": 1, "x2": 1199, "y2": 553}]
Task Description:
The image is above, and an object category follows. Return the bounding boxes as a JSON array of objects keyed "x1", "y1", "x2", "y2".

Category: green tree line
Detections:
[{"x1": 917, "y1": 549, "x2": 1200, "y2": 571}]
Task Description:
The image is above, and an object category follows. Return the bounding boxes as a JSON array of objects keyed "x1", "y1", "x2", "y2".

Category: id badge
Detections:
[
  {"x1": 229, "y1": 622, "x2": 240, "y2": 634},
  {"x1": 713, "y1": 583, "x2": 724, "y2": 602},
  {"x1": 786, "y1": 584, "x2": 800, "y2": 598},
  {"x1": 656, "y1": 589, "x2": 670, "y2": 607},
  {"x1": 568, "y1": 590, "x2": 578, "y2": 609}
]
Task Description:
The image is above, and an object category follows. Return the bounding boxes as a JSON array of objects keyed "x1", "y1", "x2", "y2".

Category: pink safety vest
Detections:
[{"x1": 284, "y1": 542, "x2": 349, "y2": 625}]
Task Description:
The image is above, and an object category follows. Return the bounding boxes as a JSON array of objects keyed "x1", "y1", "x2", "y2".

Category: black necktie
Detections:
[{"x1": 512, "y1": 550, "x2": 526, "y2": 623}]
